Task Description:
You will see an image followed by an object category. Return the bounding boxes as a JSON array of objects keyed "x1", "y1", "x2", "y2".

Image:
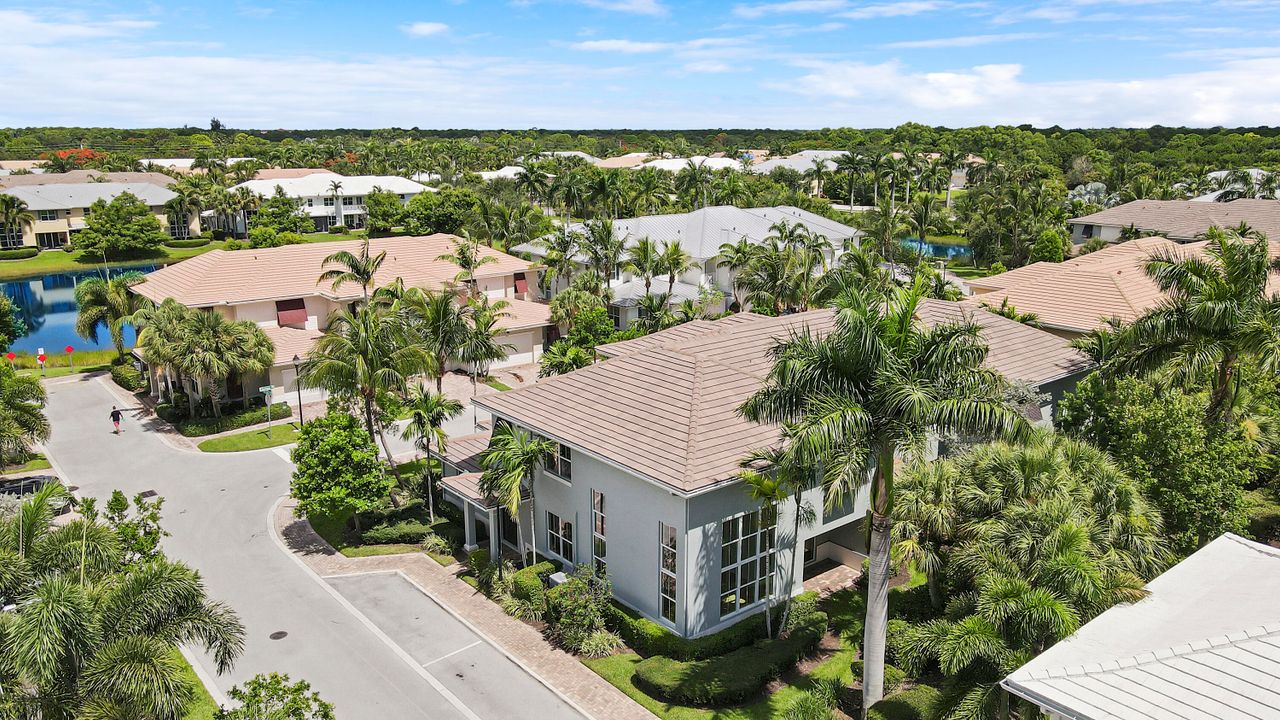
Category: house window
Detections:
[
  {"x1": 544, "y1": 442, "x2": 572, "y2": 480},
  {"x1": 275, "y1": 298, "x2": 308, "y2": 327},
  {"x1": 803, "y1": 537, "x2": 817, "y2": 565},
  {"x1": 306, "y1": 198, "x2": 314, "y2": 207},
  {"x1": 323, "y1": 197, "x2": 335, "y2": 206},
  {"x1": 607, "y1": 305, "x2": 621, "y2": 330},
  {"x1": 592, "y1": 490, "x2": 606, "y2": 574},
  {"x1": 168, "y1": 218, "x2": 190, "y2": 239},
  {"x1": 719, "y1": 507, "x2": 777, "y2": 619},
  {"x1": 547, "y1": 511, "x2": 574, "y2": 563},
  {"x1": 0, "y1": 225, "x2": 22, "y2": 248},
  {"x1": 342, "y1": 196, "x2": 356, "y2": 206},
  {"x1": 35, "y1": 232, "x2": 67, "y2": 249},
  {"x1": 36, "y1": 209, "x2": 60, "y2": 222},
  {"x1": 659, "y1": 522, "x2": 677, "y2": 622},
  {"x1": 1081, "y1": 224, "x2": 1094, "y2": 239}
]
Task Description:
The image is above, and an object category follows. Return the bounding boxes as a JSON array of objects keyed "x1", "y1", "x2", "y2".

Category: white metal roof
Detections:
[
  {"x1": 639, "y1": 156, "x2": 743, "y2": 172},
  {"x1": 1, "y1": 182, "x2": 177, "y2": 210},
  {"x1": 1003, "y1": 533, "x2": 1280, "y2": 720},
  {"x1": 230, "y1": 174, "x2": 429, "y2": 198},
  {"x1": 752, "y1": 150, "x2": 848, "y2": 174}
]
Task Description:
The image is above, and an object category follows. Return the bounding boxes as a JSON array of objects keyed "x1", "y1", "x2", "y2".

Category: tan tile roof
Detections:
[
  {"x1": 964, "y1": 237, "x2": 1280, "y2": 333},
  {"x1": 252, "y1": 168, "x2": 338, "y2": 181},
  {"x1": 134, "y1": 235, "x2": 535, "y2": 307},
  {"x1": 1070, "y1": 199, "x2": 1280, "y2": 242},
  {"x1": 261, "y1": 325, "x2": 323, "y2": 366},
  {"x1": 495, "y1": 298, "x2": 553, "y2": 332},
  {"x1": 0, "y1": 170, "x2": 175, "y2": 188},
  {"x1": 439, "y1": 473, "x2": 495, "y2": 509},
  {"x1": 477, "y1": 302, "x2": 1088, "y2": 494}
]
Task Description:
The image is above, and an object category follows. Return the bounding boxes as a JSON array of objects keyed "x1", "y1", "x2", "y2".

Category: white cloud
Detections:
[
  {"x1": 0, "y1": 9, "x2": 155, "y2": 43},
  {"x1": 570, "y1": 39, "x2": 669, "y2": 52},
  {"x1": 579, "y1": 0, "x2": 667, "y2": 15},
  {"x1": 884, "y1": 32, "x2": 1051, "y2": 48},
  {"x1": 683, "y1": 61, "x2": 734, "y2": 73},
  {"x1": 402, "y1": 21, "x2": 450, "y2": 36},
  {"x1": 732, "y1": 0, "x2": 847, "y2": 18}
]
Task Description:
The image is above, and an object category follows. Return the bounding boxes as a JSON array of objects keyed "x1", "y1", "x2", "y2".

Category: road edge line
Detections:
[
  {"x1": 266, "y1": 496, "x2": 482, "y2": 720},
  {"x1": 179, "y1": 645, "x2": 231, "y2": 708}
]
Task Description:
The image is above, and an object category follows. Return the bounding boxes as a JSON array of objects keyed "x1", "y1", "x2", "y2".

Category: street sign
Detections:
[{"x1": 259, "y1": 385, "x2": 273, "y2": 395}]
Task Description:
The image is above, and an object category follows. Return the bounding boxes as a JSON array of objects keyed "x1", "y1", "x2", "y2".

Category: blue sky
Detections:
[{"x1": 4, "y1": 1, "x2": 1280, "y2": 129}]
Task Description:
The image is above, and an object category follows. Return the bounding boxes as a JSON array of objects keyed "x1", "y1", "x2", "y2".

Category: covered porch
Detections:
[{"x1": 434, "y1": 431, "x2": 529, "y2": 561}]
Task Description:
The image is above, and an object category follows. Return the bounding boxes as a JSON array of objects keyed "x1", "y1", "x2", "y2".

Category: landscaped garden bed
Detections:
[
  {"x1": 308, "y1": 497, "x2": 463, "y2": 565},
  {"x1": 156, "y1": 400, "x2": 292, "y2": 437}
]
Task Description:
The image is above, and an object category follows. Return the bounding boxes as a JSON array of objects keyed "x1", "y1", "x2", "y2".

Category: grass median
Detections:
[{"x1": 197, "y1": 423, "x2": 301, "y2": 452}]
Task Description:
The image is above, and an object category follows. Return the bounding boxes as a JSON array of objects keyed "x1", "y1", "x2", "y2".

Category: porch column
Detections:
[
  {"x1": 463, "y1": 505, "x2": 478, "y2": 552},
  {"x1": 487, "y1": 507, "x2": 500, "y2": 559}
]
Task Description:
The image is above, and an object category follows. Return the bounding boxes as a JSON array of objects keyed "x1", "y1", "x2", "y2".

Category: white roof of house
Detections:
[
  {"x1": 230, "y1": 174, "x2": 429, "y2": 198},
  {"x1": 526, "y1": 151, "x2": 600, "y2": 164},
  {"x1": 639, "y1": 156, "x2": 742, "y2": 173},
  {"x1": 610, "y1": 278, "x2": 704, "y2": 306},
  {"x1": 524, "y1": 205, "x2": 860, "y2": 262},
  {"x1": 1003, "y1": 533, "x2": 1280, "y2": 720},
  {"x1": 141, "y1": 157, "x2": 253, "y2": 169},
  {"x1": 477, "y1": 166, "x2": 524, "y2": 181},
  {"x1": 752, "y1": 150, "x2": 847, "y2": 174},
  {"x1": 1, "y1": 182, "x2": 177, "y2": 210}
]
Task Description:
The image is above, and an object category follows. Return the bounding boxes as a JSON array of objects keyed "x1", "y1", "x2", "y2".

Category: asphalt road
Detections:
[{"x1": 41, "y1": 374, "x2": 578, "y2": 720}]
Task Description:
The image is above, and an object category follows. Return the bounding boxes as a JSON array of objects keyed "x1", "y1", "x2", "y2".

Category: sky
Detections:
[{"x1": 4, "y1": 0, "x2": 1280, "y2": 130}]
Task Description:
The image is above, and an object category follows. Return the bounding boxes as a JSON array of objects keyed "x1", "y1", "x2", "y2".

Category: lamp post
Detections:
[{"x1": 292, "y1": 354, "x2": 304, "y2": 426}]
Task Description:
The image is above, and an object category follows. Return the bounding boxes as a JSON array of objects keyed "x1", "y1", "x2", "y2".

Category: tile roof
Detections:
[
  {"x1": 1003, "y1": 533, "x2": 1280, "y2": 720},
  {"x1": 437, "y1": 432, "x2": 491, "y2": 474},
  {"x1": 964, "y1": 237, "x2": 1280, "y2": 333},
  {"x1": 1070, "y1": 198, "x2": 1280, "y2": 241},
  {"x1": 594, "y1": 153, "x2": 650, "y2": 169},
  {"x1": 495, "y1": 298, "x2": 553, "y2": 331},
  {"x1": 0, "y1": 170, "x2": 175, "y2": 189},
  {"x1": 252, "y1": 168, "x2": 338, "y2": 181},
  {"x1": 0, "y1": 182, "x2": 177, "y2": 210},
  {"x1": 260, "y1": 325, "x2": 323, "y2": 366},
  {"x1": 478, "y1": 302, "x2": 1088, "y2": 494},
  {"x1": 134, "y1": 235, "x2": 537, "y2": 307}
]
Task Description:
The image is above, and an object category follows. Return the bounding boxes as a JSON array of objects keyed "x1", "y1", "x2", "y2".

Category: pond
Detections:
[
  {"x1": 3, "y1": 265, "x2": 156, "y2": 355},
  {"x1": 901, "y1": 237, "x2": 972, "y2": 260}
]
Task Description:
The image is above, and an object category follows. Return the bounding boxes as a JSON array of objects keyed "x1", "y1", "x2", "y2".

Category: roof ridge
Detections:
[
  {"x1": 1022, "y1": 624, "x2": 1280, "y2": 682},
  {"x1": 681, "y1": 353, "x2": 706, "y2": 487}
]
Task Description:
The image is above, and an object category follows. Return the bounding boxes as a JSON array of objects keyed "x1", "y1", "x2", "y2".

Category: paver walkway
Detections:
[{"x1": 274, "y1": 498, "x2": 654, "y2": 720}]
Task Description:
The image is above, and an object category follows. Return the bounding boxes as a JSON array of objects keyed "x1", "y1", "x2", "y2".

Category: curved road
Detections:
[{"x1": 41, "y1": 374, "x2": 577, "y2": 719}]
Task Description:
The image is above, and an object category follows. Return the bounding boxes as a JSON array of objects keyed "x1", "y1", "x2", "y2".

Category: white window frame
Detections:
[
  {"x1": 543, "y1": 442, "x2": 572, "y2": 482},
  {"x1": 591, "y1": 490, "x2": 606, "y2": 574},
  {"x1": 718, "y1": 506, "x2": 777, "y2": 620},
  {"x1": 546, "y1": 511, "x2": 574, "y2": 563},
  {"x1": 659, "y1": 522, "x2": 677, "y2": 623},
  {"x1": 37, "y1": 209, "x2": 59, "y2": 222},
  {"x1": 323, "y1": 196, "x2": 335, "y2": 207}
]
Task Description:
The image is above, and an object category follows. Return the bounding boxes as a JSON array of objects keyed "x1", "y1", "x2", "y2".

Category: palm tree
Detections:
[
  {"x1": 856, "y1": 195, "x2": 907, "y2": 271},
  {"x1": 328, "y1": 179, "x2": 343, "y2": 228},
  {"x1": 74, "y1": 272, "x2": 149, "y2": 361},
  {"x1": 537, "y1": 228, "x2": 582, "y2": 293},
  {"x1": 893, "y1": 459, "x2": 959, "y2": 610},
  {"x1": 623, "y1": 237, "x2": 662, "y2": 296},
  {"x1": 941, "y1": 147, "x2": 967, "y2": 208},
  {"x1": 174, "y1": 310, "x2": 274, "y2": 416},
  {"x1": 979, "y1": 297, "x2": 1039, "y2": 327},
  {"x1": 588, "y1": 169, "x2": 626, "y2": 218},
  {"x1": 717, "y1": 236, "x2": 757, "y2": 312},
  {"x1": 401, "y1": 288, "x2": 469, "y2": 393},
  {"x1": 0, "y1": 363, "x2": 50, "y2": 466},
  {"x1": 658, "y1": 240, "x2": 695, "y2": 297},
  {"x1": 437, "y1": 233, "x2": 498, "y2": 298},
  {"x1": 635, "y1": 292, "x2": 674, "y2": 332},
  {"x1": 514, "y1": 161, "x2": 551, "y2": 205},
  {"x1": 803, "y1": 158, "x2": 831, "y2": 197},
  {"x1": 738, "y1": 283, "x2": 1029, "y2": 709},
  {"x1": 1114, "y1": 225, "x2": 1280, "y2": 424},
  {"x1": 400, "y1": 384, "x2": 463, "y2": 523},
  {"x1": 458, "y1": 295, "x2": 514, "y2": 403},
  {"x1": 583, "y1": 219, "x2": 624, "y2": 290},
  {"x1": 480, "y1": 423, "x2": 555, "y2": 566},
  {"x1": 130, "y1": 299, "x2": 191, "y2": 405},
  {"x1": 549, "y1": 285, "x2": 604, "y2": 336},
  {"x1": 539, "y1": 342, "x2": 594, "y2": 377},
  {"x1": 834, "y1": 151, "x2": 864, "y2": 205},
  {"x1": 0, "y1": 194, "x2": 36, "y2": 245},
  {"x1": 906, "y1": 194, "x2": 941, "y2": 250},
  {"x1": 320, "y1": 237, "x2": 386, "y2": 302}
]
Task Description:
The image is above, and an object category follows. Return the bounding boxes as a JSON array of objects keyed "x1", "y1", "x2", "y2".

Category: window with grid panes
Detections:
[
  {"x1": 546, "y1": 511, "x2": 574, "y2": 563},
  {"x1": 659, "y1": 522, "x2": 677, "y2": 622},
  {"x1": 719, "y1": 506, "x2": 777, "y2": 618},
  {"x1": 591, "y1": 490, "x2": 606, "y2": 573}
]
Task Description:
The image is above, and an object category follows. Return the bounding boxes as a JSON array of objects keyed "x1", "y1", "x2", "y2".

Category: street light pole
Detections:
[{"x1": 292, "y1": 354, "x2": 304, "y2": 426}]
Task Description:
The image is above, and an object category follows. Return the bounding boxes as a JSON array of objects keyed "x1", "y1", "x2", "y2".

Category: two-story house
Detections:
[
  {"x1": 228, "y1": 173, "x2": 433, "y2": 232},
  {"x1": 0, "y1": 182, "x2": 197, "y2": 250},
  {"x1": 1068, "y1": 198, "x2": 1280, "y2": 245},
  {"x1": 517, "y1": 205, "x2": 861, "y2": 328},
  {"x1": 447, "y1": 303, "x2": 1090, "y2": 638},
  {"x1": 131, "y1": 235, "x2": 550, "y2": 407}
]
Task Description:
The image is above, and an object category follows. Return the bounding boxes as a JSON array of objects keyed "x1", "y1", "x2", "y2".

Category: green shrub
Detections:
[
  {"x1": 578, "y1": 629, "x2": 623, "y2": 659},
  {"x1": 511, "y1": 561, "x2": 557, "y2": 609},
  {"x1": 163, "y1": 238, "x2": 211, "y2": 249},
  {"x1": 545, "y1": 567, "x2": 612, "y2": 653},
  {"x1": 605, "y1": 600, "x2": 768, "y2": 660},
  {"x1": 360, "y1": 520, "x2": 433, "y2": 545},
  {"x1": 460, "y1": 574, "x2": 481, "y2": 590},
  {"x1": 174, "y1": 402, "x2": 291, "y2": 436},
  {"x1": 330, "y1": 225, "x2": 348, "y2": 234},
  {"x1": 468, "y1": 548, "x2": 491, "y2": 574},
  {"x1": 109, "y1": 364, "x2": 145, "y2": 391},
  {"x1": 866, "y1": 685, "x2": 942, "y2": 720},
  {"x1": 0, "y1": 247, "x2": 39, "y2": 260},
  {"x1": 248, "y1": 226, "x2": 280, "y2": 248},
  {"x1": 633, "y1": 613, "x2": 826, "y2": 706},
  {"x1": 783, "y1": 591, "x2": 821, "y2": 632},
  {"x1": 782, "y1": 678, "x2": 843, "y2": 720},
  {"x1": 1248, "y1": 489, "x2": 1280, "y2": 543},
  {"x1": 224, "y1": 239, "x2": 247, "y2": 251},
  {"x1": 851, "y1": 661, "x2": 906, "y2": 695}
]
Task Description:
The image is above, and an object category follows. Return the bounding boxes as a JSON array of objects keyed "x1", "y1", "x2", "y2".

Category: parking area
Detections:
[{"x1": 326, "y1": 571, "x2": 584, "y2": 720}]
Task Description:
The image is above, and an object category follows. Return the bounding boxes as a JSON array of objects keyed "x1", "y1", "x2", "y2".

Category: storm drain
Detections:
[{"x1": 269, "y1": 631, "x2": 288, "y2": 640}]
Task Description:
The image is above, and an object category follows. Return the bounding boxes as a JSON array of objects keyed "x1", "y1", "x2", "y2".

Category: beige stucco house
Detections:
[
  {"x1": 131, "y1": 235, "x2": 550, "y2": 408},
  {"x1": 0, "y1": 181, "x2": 197, "y2": 250}
]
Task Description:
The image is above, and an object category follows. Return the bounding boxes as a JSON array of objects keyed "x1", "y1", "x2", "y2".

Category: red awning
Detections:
[
  {"x1": 514, "y1": 273, "x2": 529, "y2": 294},
  {"x1": 275, "y1": 298, "x2": 307, "y2": 327}
]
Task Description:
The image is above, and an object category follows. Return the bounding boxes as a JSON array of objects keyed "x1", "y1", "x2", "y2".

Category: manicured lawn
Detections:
[
  {"x1": 175, "y1": 652, "x2": 220, "y2": 720},
  {"x1": 485, "y1": 379, "x2": 513, "y2": 391},
  {"x1": 197, "y1": 423, "x2": 301, "y2": 452},
  {"x1": 945, "y1": 265, "x2": 995, "y2": 280},
  {"x1": 1, "y1": 453, "x2": 52, "y2": 474}
]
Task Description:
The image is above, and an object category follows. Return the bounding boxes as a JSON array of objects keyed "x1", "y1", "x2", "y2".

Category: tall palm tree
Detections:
[
  {"x1": 479, "y1": 423, "x2": 555, "y2": 566},
  {"x1": 400, "y1": 384, "x2": 463, "y2": 522},
  {"x1": 658, "y1": 240, "x2": 695, "y2": 297},
  {"x1": 320, "y1": 238, "x2": 386, "y2": 302},
  {"x1": 1113, "y1": 225, "x2": 1280, "y2": 424},
  {"x1": 587, "y1": 170, "x2": 627, "y2": 219},
  {"x1": 834, "y1": 151, "x2": 864, "y2": 205},
  {"x1": 717, "y1": 236, "x2": 757, "y2": 312},
  {"x1": 856, "y1": 195, "x2": 907, "y2": 271},
  {"x1": 458, "y1": 295, "x2": 514, "y2": 403},
  {"x1": 130, "y1": 299, "x2": 191, "y2": 405},
  {"x1": 583, "y1": 219, "x2": 624, "y2": 290},
  {"x1": 803, "y1": 158, "x2": 831, "y2": 198},
  {"x1": 0, "y1": 363, "x2": 50, "y2": 465},
  {"x1": 893, "y1": 458, "x2": 960, "y2": 610},
  {"x1": 74, "y1": 272, "x2": 149, "y2": 361},
  {"x1": 634, "y1": 292, "x2": 674, "y2": 332},
  {"x1": 174, "y1": 311, "x2": 274, "y2": 416},
  {"x1": 738, "y1": 283, "x2": 1029, "y2": 709},
  {"x1": 0, "y1": 194, "x2": 36, "y2": 245},
  {"x1": 328, "y1": 179, "x2": 343, "y2": 228},
  {"x1": 437, "y1": 233, "x2": 498, "y2": 298},
  {"x1": 536, "y1": 229, "x2": 582, "y2": 293},
  {"x1": 623, "y1": 237, "x2": 662, "y2": 296},
  {"x1": 906, "y1": 193, "x2": 942, "y2": 251},
  {"x1": 401, "y1": 288, "x2": 470, "y2": 392},
  {"x1": 514, "y1": 161, "x2": 551, "y2": 205}
]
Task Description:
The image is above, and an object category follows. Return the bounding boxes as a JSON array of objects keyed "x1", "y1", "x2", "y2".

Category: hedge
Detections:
[
  {"x1": 604, "y1": 593, "x2": 818, "y2": 660},
  {"x1": 0, "y1": 247, "x2": 39, "y2": 260},
  {"x1": 632, "y1": 613, "x2": 827, "y2": 706},
  {"x1": 172, "y1": 402, "x2": 292, "y2": 437},
  {"x1": 361, "y1": 520, "x2": 434, "y2": 545},
  {"x1": 163, "y1": 238, "x2": 211, "y2": 249},
  {"x1": 110, "y1": 364, "x2": 145, "y2": 392},
  {"x1": 867, "y1": 685, "x2": 943, "y2": 720},
  {"x1": 511, "y1": 560, "x2": 561, "y2": 608}
]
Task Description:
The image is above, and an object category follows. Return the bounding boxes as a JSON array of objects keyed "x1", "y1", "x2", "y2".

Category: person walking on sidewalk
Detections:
[{"x1": 109, "y1": 406, "x2": 124, "y2": 434}]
